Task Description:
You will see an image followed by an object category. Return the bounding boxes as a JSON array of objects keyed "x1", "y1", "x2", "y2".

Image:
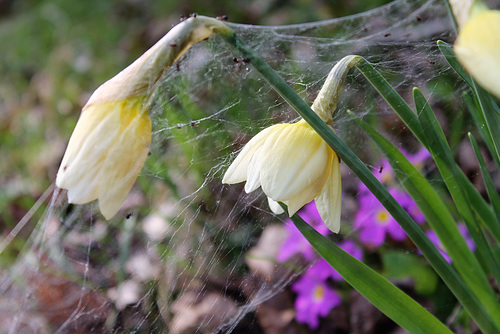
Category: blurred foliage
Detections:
[{"x1": 0, "y1": 0, "x2": 392, "y2": 230}]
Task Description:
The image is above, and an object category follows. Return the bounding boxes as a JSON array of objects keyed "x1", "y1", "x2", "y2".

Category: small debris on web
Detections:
[{"x1": 216, "y1": 15, "x2": 229, "y2": 21}]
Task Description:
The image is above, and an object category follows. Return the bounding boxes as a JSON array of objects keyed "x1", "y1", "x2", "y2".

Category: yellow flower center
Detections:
[
  {"x1": 381, "y1": 172, "x2": 392, "y2": 184},
  {"x1": 375, "y1": 209, "x2": 391, "y2": 226},
  {"x1": 313, "y1": 284, "x2": 325, "y2": 302}
]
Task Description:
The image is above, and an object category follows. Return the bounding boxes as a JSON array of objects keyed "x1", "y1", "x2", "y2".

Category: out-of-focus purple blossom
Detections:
[
  {"x1": 423, "y1": 224, "x2": 475, "y2": 263},
  {"x1": 292, "y1": 274, "x2": 342, "y2": 329},
  {"x1": 278, "y1": 201, "x2": 330, "y2": 262},
  {"x1": 405, "y1": 197, "x2": 426, "y2": 224},
  {"x1": 375, "y1": 158, "x2": 394, "y2": 185},
  {"x1": 362, "y1": 147, "x2": 431, "y2": 190},
  {"x1": 305, "y1": 259, "x2": 336, "y2": 281},
  {"x1": 387, "y1": 189, "x2": 426, "y2": 224},
  {"x1": 357, "y1": 159, "x2": 394, "y2": 195},
  {"x1": 355, "y1": 187, "x2": 408, "y2": 247},
  {"x1": 299, "y1": 201, "x2": 332, "y2": 236},
  {"x1": 306, "y1": 240, "x2": 364, "y2": 281},
  {"x1": 406, "y1": 147, "x2": 431, "y2": 170}
]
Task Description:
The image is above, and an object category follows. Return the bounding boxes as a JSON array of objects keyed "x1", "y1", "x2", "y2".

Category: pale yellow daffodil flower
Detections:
[
  {"x1": 453, "y1": 2, "x2": 500, "y2": 98},
  {"x1": 56, "y1": 16, "x2": 230, "y2": 219},
  {"x1": 223, "y1": 119, "x2": 342, "y2": 232},
  {"x1": 223, "y1": 56, "x2": 360, "y2": 233}
]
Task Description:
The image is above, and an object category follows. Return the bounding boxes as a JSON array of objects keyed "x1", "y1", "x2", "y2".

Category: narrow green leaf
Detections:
[
  {"x1": 437, "y1": 40, "x2": 500, "y2": 161},
  {"x1": 468, "y1": 133, "x2": 500, "y2": 286},
  {"x1": 441, "y1": 93, "x2": 500, "y2": 242},
  {"x1": 469, "y1": 133, "x2": 500, "y2": 224},
  {"x1": 353, "y1": 55, "x2": 500, "y2": 241},
  {"x1": 441, "y1": 2, "x2": 459, "y2": 34},
  {"x1": 353, "y1": 55, "x2": 500, "y2": 249},
  {"x1": 415, "y1": 89, "x2": 500, "y2": 239},
  {"x1": 415, "y1": 88, "x2": 500, "y2": 322},
  {"x1": 352, "y1": 111, "x2": 500, "y2": 334},
  {"x1": 437, "y1": 40, "x2": 474, "y2": 87},
  {"x1": 463, "y1": 178, "x2": 500, "y2": 242},
  {"x1": 286, "y1": 207, "x2": 452, "y2": 334},
  {"x1": 354, "y1": 59, "x2": 425, "y2": 144},
  {"x1": 473, "y1": 84, "x2": 500, "y2": 163},
  {"x1": 221, "y1": 36, "x2": 463, "y2": 298},
  {"x1": 464, "y1": 92, "x2": 500, "y2": 169}
]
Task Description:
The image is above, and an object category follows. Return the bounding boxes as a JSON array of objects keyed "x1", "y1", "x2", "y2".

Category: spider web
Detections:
[{"x1": 0, "y1": 0, "x2": 460, "y2": 332}]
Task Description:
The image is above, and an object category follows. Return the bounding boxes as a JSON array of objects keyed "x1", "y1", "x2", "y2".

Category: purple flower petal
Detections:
[
  {"x1": 355, "y1": 187, "x2": 410, "y2": 247},
  {"x1": 292, "y1": 275, "x2": 342, "y2": 329},
  {"x1": 307, "y1": 240, "x2": 363, "y2": 281},
  {"x1": 278, "y1": 201, "x2": 331, "y2": 261},
  {"x1": 407, "y1": 147, "x2": 431, "y2": 170},
  {"x1": 419, "y1": 223, "x2": 474, "y2": 263}
]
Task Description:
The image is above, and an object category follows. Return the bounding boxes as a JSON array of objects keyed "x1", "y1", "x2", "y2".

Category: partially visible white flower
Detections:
[
  {"x1": 454, "y1": 6, "x2": 500, "y2": 98},
  {"x1": 448, "y1": 0, "x2": 474, "y2": 29},
  {"x1": 56, "y1": 16, "x2": 231, "y2": 219}
]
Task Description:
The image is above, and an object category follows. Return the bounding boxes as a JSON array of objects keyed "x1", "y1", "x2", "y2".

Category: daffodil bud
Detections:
[
  {"x1": 56, "y1": 16, "x2": 231, "y2": 219},
  {"x1": 453, "y1": 2, "x2": 500, "y2": 98},
  {"x1": 312, "y1": 55, "x2": 361, "y2": 124}
]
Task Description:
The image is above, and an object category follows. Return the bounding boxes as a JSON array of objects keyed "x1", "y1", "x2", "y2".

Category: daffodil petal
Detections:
[
  {"x1": 97, "y1": 100, "x2": 152, "y2": 219},
  {"x1": 259, "y1": 120, "x2": 329, "y2": 200},
  {"x1": 315, "y1": 153, "x2": 342, "y2": 233},
  {"x1": 222, "y1": 124, "x2": 279, "y2": 184},
  {"x1": 65, "y1": 168, "x2": 100, "y2": 204},
  {"x1": 56, "y1": 103, "x2": 122, "y2": 201},
  {"x1": 285, "y1": 151, "x2": 333, "y2": 216},
  {"x1": 245, "y1": 144, "x2": 265, "y2": 193},
  {"x1": 56, "y1": 97, "x2": 151, "y2": 219},
  {"x1": 267, "y1": 197, "x2": 285, "y2": 214},
  {"x1": 245, "y1": 125, "x2": 288, "y2": 193},
  {"x1": 455, "y1": 10, "x2": 500, "y2": 98}
]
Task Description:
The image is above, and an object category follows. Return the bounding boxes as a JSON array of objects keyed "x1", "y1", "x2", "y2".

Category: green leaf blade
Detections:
[
  {"x1": 288, "y1": 210, "x2": 452, "y2": 334},
  {"x1": 469, "y1": 133, "x2": 500, "y2": 224},
  {"x1": 352, "y1": 110, "x2": 500, "y2": 334}
]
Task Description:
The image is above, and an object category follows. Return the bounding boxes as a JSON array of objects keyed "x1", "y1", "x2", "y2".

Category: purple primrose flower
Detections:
[
  {"x1": 292, "y1": 274, "x2": 342, "y2": 329},
  {"x1": 355, "y1": 187, "x2": 409, "y2": 247},
  {"x1": 423, "y1": 223, "x2": 475, "y2": 263},
  {"x1": 306, "y1": 240, "x2": 364, "y2": 281},
  {"x1": 278, "y1": 201, "x2": 331, "y2": 262},
  {"x1": 406, "y1": 147, "x2": 431, "y2": 170}
]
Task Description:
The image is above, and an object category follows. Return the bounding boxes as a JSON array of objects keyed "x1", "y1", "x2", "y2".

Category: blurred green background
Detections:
[{"x1": 0, "y1": 0, "x2": 392, "y2": 230}]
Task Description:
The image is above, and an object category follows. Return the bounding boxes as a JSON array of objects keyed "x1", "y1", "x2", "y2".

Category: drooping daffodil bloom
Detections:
[
  {"x1": 223, "y1": 56, "x2": 360, "y2": 233},
  {"x1": 57, "y1": 96, "x2": 151, "y2": 219},
  {"x1": 56, "y1": 16, "x2": 231, "y2": 219},
  {"x1": 223, "y1": 119, "x2": 342, "y2": 232},
  {"x1": 453, "y1": 3, "x2": 500, "y2": 98}
]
